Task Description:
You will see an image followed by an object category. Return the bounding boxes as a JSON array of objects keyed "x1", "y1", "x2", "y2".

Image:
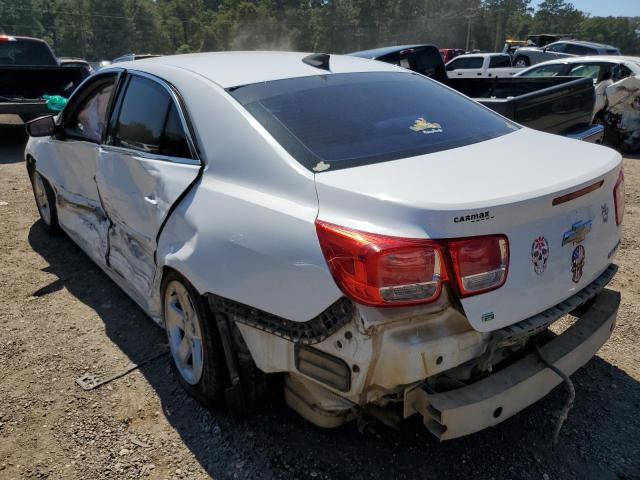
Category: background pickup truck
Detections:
[
  {"x1": 350, "y1": 44, "x2": 602, "y2": 142},
  {"x1": 445, "y1": 53, "x2": 521, "y2": 78},
  {"x1": 0, "y1": 35, "x2": 90, "y2": 124}
]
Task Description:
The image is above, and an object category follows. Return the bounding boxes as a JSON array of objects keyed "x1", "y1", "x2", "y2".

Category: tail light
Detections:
[
  {"x1": 614, "y1": 168, "x2": 625, "y2": 225},
  {"x1": 316, "y1": 220, "x2": 509, "y2": 307},
  {"x1": 447, "y1": 236, "x2": 509, "y2": 297}
]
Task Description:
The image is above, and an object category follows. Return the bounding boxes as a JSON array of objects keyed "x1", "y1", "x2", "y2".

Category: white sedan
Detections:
[
  {"x1": 25, "y1": 52, "x2": 624, "y2": 439},
  {"x1": 516, "y1": 56, "x2": 640, "y2": 150}
]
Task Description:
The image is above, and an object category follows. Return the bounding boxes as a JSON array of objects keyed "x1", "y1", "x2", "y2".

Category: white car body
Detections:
[
  {"x1": 25, "y1": 52, "x2": 624, "y2": 440},
  {"x1": 445, "y1": 53, "x2": 521, "y2": 78},
  {"x1": 515, "y1": 55, "x2": 640, "y2": 117}
]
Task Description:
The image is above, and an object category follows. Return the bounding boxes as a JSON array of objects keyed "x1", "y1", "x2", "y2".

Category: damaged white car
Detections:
[
  {"x1": 25, "y1": 52, "x2": 624, "y2": 440},
  {"x1": 516, "y1": 55, "x2": 640, "y2": 151}
]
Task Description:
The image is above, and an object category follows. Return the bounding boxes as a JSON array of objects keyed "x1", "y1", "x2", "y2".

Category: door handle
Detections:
[{"x1": 144, "y1": 195, "x2": 158, "y2": 205}]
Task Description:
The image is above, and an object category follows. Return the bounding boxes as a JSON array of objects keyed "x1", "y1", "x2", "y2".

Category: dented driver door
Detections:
[
  {"x1": 96, "y1": 73, "x2": 201, "y2": 303},
  {"x1": 40, "y1": 72, "x2": 120, "y2": 266}
]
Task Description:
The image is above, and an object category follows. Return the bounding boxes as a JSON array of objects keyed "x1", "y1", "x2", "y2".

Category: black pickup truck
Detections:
[
  {"x1": 0, "y1": 35, "x2": 90, "y2": 124},
  {"x1": 350, "y1": 44, "x2": 603, "y2": 142}
]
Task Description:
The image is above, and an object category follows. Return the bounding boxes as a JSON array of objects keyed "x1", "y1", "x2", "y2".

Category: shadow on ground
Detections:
[{"x1": 26, "y1": 220, "x2": 640, "y2": 480}]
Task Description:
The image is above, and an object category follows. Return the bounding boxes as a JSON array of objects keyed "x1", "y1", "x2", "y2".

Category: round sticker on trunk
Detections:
[
  {"x1": 571, "y1": 245, "x2": 586, "y2": 283},
  {"x1": 531, "y1": 236, "x2": 549, "y2": 275}
]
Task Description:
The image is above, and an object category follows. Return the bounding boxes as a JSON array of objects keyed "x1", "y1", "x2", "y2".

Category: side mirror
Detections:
[{"x1": 26, "y1": 116, "x2": 56, "y2": 137}]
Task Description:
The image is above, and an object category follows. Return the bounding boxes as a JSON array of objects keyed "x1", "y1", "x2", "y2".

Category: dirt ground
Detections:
[{"x1": 0, "y1": 125, "x2": 638, "y2": 480}]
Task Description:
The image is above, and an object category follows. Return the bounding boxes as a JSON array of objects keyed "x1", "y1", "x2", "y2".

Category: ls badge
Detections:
[{"x1": 562, "y1": 220, "x2": 592, "y2": 246}]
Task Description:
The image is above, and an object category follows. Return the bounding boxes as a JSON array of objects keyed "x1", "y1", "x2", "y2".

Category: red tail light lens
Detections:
[
  {"x1": 316, "y1": 221, "x2": 509, "y2": 306},
  {"x1": 447, "y1": 235, "x2": 509, "y2": 297},
  {"x1": 614, "y1": 168, "x2": 625, "y2": 226},
  {"x1": 315, "y1": 221, "x2": 446, "y2": 306}
]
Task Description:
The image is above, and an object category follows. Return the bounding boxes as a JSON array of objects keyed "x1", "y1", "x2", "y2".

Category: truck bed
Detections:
[
  {"x1": 443, "y1": 76, "x2": 594, "y2": 135},
  {"x1": 0, "y1": 66, "x2": 87, "y2": 122}
]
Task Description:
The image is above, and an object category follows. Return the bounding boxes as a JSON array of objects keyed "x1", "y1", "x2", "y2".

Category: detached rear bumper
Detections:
[
  {"x1": 564, "y1": 124, "x2": 604, "y2": 143},
  {"x1": 405, "y1": 288, "x2": 620, "y2": 440}
]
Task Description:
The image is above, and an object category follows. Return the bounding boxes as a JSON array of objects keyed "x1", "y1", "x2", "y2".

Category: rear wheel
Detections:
[
  {"x1": 513, "y1": 56, "x2": 530, "y2": 68},
  {"x1": 162, "y1": 272, "x2": 228, "y2": 406},
  {"x1": 30, "y1": 170, "x2": 61, "y2": 234},
  {"x1": 162, "y1": 271, "x2": 272, "y2": 412}
]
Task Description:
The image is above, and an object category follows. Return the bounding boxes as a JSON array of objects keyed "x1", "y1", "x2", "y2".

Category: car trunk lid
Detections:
[{"x1": 314, "y1": 128, "x2": 622, "y2": 332}]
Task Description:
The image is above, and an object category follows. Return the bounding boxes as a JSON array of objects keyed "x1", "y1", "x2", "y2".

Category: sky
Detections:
[{"x1": 531, "y1": 0, "x2": 640, "y2": 17}]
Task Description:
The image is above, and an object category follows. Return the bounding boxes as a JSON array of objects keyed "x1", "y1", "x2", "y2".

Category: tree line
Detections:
[{"x1": 1, "y1": 0, "x2": 638, "y2": 61}]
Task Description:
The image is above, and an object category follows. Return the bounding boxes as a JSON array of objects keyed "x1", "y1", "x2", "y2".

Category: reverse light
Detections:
[
  {"x1": 447, "y1": 235, "x2": 509, "y2": 297},
  {"x1": 0, "y1": 35, "x2": 16, "y2": 42},
  {"x1": 614, "y1": 168, "x2": 625, "y2": 225},
  {"x1": 315, "y1": 221, "x2": 446, "y2": 306},
  {"x1": 315, "y1": 221, "x2": 509, "y2": 307}
]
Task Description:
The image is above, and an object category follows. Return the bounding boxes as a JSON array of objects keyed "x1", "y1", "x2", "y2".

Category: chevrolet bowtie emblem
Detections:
[{"x1": 562, "y1": 220, "x2": 592, "y2": 246}]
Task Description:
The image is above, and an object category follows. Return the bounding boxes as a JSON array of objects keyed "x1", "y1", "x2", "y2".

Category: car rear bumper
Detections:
[
  {"x1": 404, "y1": 287, "x2": 620, "y2": 440},
  {"x1": 564, "y1": 123, "x2": 604, "y2": 143}
]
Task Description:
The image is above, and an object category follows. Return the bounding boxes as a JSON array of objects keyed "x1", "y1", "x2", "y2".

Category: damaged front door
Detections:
[
  {"x1": 44, "y1": 73, "x2": 119, "y2": 265},
  {"x1": 96, "y1": 73, "x2": 201, "y2": 305}
]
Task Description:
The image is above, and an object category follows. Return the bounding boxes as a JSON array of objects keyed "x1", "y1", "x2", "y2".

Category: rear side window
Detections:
[
  {"x1": 565, "y1": 44, "x2": 598, "y2": 55},
  {"x1": 489, "y1": 55, "x2": 511, "y2": 68},
  {"x1": 113, "y1": 75, "x2": 192, "y2": 158},
  {"x1": 0, "y1": 39, "x2": 57, "y2": 66},
  {"x1": 230, "y1": 72, "x2": 518, "y2": 172}
]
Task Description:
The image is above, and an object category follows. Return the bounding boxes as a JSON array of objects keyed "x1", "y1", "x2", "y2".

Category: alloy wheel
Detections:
[{"x1": 165, "y1": 280, "x2": 204, "y2": 385}]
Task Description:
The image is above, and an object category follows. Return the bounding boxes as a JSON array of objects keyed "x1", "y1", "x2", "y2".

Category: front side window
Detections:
[
  {"x1": 113, "y1": 75, "x2": 191, "y2": 158},
  {"x1": 546, "y1": 43, "x2": 566, "y2": 53},
  {"x1": 568, "y1": 63, "x2": 602, "y2": 82},
  {"x1": 230, "y1": 72, "x2": 519, "y2": 172},
  {"x1": 64, "y1": 76, "x2": 116, "y2": 143},
  {"x1": 521, "y1": 63, "x2": 566, "y2": 77},
  {"x1": 447, "y1": 58, "x2": 465, "y2": 70}
]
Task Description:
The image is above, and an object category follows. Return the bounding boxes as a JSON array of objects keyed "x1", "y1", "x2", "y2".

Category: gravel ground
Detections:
[{"x1": 0, "y1": 126, "x2": 639, "y2": 480}]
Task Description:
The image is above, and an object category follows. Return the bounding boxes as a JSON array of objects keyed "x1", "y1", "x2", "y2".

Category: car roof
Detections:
[
  {"x1": 348, "y1": 44, "x2": 433, "y2": 59},
  {"x1": 526, "y1": 55, "x2": 640, "y2": 67},
  {"x1": 110, "y1": 51, "x2": 402, "y2": 88},
  {"x1": 449, "y1": 53, "x2": 505, "y2": 59},
  {"x1": 549, "y1": 39, "x2": 617, "y2": 49}
]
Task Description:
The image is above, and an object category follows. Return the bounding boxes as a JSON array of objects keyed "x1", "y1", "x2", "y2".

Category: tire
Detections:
[
  {"x1": 29, "y1": 170, "x2": 61, "y2": 234},
  {"x1": 162, "y1": 270, "x2": 229, "y2": 407},
  {"x1": 514, "y1": 56, "x2": 530, "y2": 68},
  {"x1": 593, "y1": 111, "x2": 619, "y2": 148}
]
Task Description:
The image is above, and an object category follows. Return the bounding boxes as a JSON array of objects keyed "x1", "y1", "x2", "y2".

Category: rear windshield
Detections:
[
  {"x1": 230, "y1": 72, "x2": 518, "y2": 171},
  {"x1": 0, "y1": 39, "x2": 57, "y2": 66}
]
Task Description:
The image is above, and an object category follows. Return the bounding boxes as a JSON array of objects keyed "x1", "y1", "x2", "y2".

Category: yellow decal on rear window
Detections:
[{"x1": 410, "y1": 117, "x2": 442, "y2": 134}]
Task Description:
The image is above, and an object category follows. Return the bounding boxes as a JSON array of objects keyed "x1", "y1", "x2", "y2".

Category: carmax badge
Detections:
[{"x1": 562, "y1": 220, "x2": 592, "y2": 246}]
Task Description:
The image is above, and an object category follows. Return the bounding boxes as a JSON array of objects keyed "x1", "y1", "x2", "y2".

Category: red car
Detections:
[{"x1": 439, "y1": 48, "x2": 465, "y2": 63}]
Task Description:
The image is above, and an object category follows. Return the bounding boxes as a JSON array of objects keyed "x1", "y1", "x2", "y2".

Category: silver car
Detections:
[{"x1": 513, "y1": 40, "x2": 620, "y2": 68}]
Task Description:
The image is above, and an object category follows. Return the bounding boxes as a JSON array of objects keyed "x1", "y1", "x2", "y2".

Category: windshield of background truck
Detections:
[
  {"x1": 0, "y1": 39, "x2": 57, "y2": 66},
  {"x1": 230, "y1": 72, "x2": 519, "y2": 172}
]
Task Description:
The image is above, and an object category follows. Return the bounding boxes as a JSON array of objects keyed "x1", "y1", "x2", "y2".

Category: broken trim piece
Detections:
[{"x1": 207, "y1": 295, "x2": 354, "y2": 345}]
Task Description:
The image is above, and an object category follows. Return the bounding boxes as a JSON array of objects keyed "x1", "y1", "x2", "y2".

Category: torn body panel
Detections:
[
  {"x1": 604, "y1": 76, "x2": 640, "y2": 151},
  {"x1": 30, "y1": 138, "x2": 110, "y2": 265}
]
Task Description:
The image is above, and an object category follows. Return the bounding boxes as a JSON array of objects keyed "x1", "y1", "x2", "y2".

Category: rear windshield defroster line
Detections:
[{"x1": 229, "y1": 72, "x2": 519, "y2": 172}]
